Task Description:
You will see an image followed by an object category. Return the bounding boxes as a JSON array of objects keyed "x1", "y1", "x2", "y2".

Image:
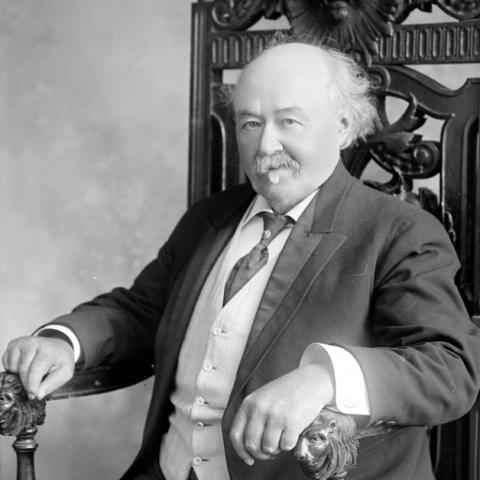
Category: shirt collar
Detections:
[{"x1": 241, "y1": 189, "x2": 319, "y2": 227}]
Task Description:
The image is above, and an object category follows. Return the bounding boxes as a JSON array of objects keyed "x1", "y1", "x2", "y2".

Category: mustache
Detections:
[{"x1": 253, "y1": 152, "x2": 301, "y2": 176}]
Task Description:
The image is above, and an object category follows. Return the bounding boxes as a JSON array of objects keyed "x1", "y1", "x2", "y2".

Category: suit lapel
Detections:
[
  {"x1": 229, "y1": 161, "x2": 353, "y2": 400},
  {"x1": 163, "y1": 187, "x2": 255, "y2": 359}
]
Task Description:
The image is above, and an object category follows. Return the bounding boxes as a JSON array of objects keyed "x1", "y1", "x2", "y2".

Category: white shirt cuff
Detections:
[
  {"x1": 300, "y1": 343, "x2": 370, "y2": 416},
  {"x1": 34, "y1": 325, "x2": 82, "y2": 363}
]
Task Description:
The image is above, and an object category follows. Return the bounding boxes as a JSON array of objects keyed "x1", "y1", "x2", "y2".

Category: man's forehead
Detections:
[
  {"x1": 240, "y1": 43, "x2": 330, "y2": 80},
  {"x1": 234, "y1": 44, "x2": 331, "y2": 109}
]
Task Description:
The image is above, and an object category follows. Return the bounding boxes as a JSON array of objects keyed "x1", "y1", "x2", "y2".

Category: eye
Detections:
[
  {"x1": 308, "y1": 432, "x2": 327, "y2": 443},
  {"x1": 240, "y1": 120, "x2": 262, "y2": 130},
  {"x1": 281, "y1": 117, "x2": 301, "y2": 127}
]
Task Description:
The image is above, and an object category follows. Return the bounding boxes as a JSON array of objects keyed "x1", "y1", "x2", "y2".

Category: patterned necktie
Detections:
[{"x1": 223, "y1": 211, "x2": 293, "y2": 305}]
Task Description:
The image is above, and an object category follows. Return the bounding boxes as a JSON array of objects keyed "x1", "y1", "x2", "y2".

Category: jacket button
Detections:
[
  {"x1": 195, "y1": 396, "x2": 205, "y2": 406},
  {"x1": 192, "y1": 457, "x2": 202, "y2": 466}
]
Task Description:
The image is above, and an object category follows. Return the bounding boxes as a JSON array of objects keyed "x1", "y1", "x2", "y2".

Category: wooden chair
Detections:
[{"x1": 1, "y1": 1, "x2": 479, "y2": 479}]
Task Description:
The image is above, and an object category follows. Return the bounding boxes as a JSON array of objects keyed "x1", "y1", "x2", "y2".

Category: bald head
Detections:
[{"x1": 235, "y1": 43, "x2": 335, "y2": 108}]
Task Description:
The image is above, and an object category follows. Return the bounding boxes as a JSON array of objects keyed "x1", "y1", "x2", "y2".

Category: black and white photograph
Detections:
[{"x1": 1, "y1": 1, "x2": 479, "y2": 479}]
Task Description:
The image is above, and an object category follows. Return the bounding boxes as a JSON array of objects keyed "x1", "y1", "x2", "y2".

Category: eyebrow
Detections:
[
  {"x1": 235, "y1": 109, "x2": 260, "y2": 119},
  {"x1": 235, "y1": 106, "x2": 309, "y2": 119},
  {"x1": 274, "y1": 107, "x2": 308, "y2": 118}
]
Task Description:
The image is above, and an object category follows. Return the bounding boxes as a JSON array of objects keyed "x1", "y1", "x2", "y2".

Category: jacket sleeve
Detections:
[{"x1": 343, "y1": 211, "x2": 480, "y2": 427}]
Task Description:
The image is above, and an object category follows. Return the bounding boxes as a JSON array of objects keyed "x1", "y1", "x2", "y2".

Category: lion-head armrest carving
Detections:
[
  {"x1": 0, "y1": 372, "x2": 46, "y2": 437},
  {"x1": 294, "y1": 408, "x2": 402, "y2": 480}
]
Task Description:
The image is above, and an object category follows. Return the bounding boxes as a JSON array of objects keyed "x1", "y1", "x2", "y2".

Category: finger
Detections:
[
  {"x1": 243, "y1": 413, "x2": 272, "y2": 461},
  {"x1": 38, "y1": 364, "x2": 74, "y2": 400},
  {"x1": 17, "y1": 349, "x2": 37, "y2": 393},
  {"x1": 230, "y1": 408, "x2": 255, "y2": 466},
  {"x1": 2, "y1": 345, "x2": 20, "y2": 371},
  {"x1": 24, "y1": 355, "x2": 52, "y2": 400},
  {"x1": 279, "y1": 424, "x2": 302, "y2": 452},
  {"x1": 261, "y1": 418, "x2": 283, "y2": 457}
]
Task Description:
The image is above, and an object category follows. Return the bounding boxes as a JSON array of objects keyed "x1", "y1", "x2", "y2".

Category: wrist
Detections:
[{"x1": 300, "y1": 363, "x2": 334, "y2": 406}]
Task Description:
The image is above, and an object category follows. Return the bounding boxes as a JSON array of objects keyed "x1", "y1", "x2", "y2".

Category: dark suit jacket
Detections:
[{"x1": 51, "y1": 161, "x2": 480, "y2": 480}]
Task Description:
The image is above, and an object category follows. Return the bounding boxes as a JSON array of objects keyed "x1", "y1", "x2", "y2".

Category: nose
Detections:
[
  {"x1": 293, "y1": 438, "x2": 307, "y2": 460},
  {"x1": 258, "y1": 123, "x2": 282, "y2": 157}
]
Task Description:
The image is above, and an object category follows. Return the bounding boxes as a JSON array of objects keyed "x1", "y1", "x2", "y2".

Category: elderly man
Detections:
[{"x1": 3, "y1": 41, "x2": 480, "y2": 480}]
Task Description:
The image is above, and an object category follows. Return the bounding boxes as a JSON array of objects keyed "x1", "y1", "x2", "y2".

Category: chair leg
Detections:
[{"x1": 13, "y1": 427, "x2": 39, "y2": 480}]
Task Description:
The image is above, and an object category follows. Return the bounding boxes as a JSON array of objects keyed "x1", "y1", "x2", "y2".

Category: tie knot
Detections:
[{"x1": 258, "y1": 211, "x2": 293, "y2": 245}]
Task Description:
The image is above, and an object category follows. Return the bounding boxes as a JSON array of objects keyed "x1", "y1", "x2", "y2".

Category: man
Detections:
[{"x1": 3, "y1": 41, "x2": 480, "y2": 480}]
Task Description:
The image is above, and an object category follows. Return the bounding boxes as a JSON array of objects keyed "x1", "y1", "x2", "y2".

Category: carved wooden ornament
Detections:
[
  {"x1": 0, "y1": 372, "x2": 46, "y2": 437},
  {"x1": 212, "y1": 0, "x2": 402, "y2": 65},
  {"x1": 294, "y1": 408, "x2": 402, "y2": 479}
]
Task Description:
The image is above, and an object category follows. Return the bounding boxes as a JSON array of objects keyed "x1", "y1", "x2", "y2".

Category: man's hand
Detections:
[
  {"x1": 229, "y1": 363, "x2": 334, "y2": 466},
  {"x1": 2, "y1": 336, "x2": 75, "y2": 401}
]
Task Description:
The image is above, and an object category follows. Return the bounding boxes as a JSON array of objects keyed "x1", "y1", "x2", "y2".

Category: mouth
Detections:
[{"x1": 254, "y1": 166, "x2": 295, "y2": 185}]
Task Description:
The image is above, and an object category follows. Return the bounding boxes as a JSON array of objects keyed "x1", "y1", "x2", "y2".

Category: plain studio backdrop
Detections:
[{"x1": 0, "y1": 1, "x2": 478, "y2": 479}]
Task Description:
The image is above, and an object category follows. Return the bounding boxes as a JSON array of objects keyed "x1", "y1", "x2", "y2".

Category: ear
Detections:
[
  {"x1": 338, "y1": 115, "x2": 352, "y2": 150},
  {"x1": 328, "y1": 419, "x2": 338, "y2": 434}
]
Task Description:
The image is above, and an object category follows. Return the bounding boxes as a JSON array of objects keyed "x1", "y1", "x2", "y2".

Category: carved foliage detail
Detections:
[
  {"x1": 366, "y1": 93, "x2": 441, "y2": 179},
  {"x1": 365, "y1": 68, "x2": 441, "y2": 182},
  {"x1": 435, "y1": 0, "x2": 480, "y2": 19},
  {"x1": 396, "y1": 0, "x2": 480, "y2": 20},
  {"x1": 284, "y1": 0, "x2": 400, "y2": 65},
  {"x1": 212, "y1": 0, "x2": 401, "y2": 66},
  {"x1": 212, "y1": 0, "x2": 282, "y2": 30},
  {"x1": 0, "y1": 372, "x2": 46, "y2": 437}
]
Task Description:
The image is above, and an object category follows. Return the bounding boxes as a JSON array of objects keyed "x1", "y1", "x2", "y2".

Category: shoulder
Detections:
[
  {"x1": 344, "y1": 176, "x2": 444, "y2": 236},
  {"x1": 168, "y1": 183, "x2": 255, "y2": 239},
  {"x1": 184, "y1": 184, "x2": 255, "y2": 224},
  {"x1": 337, "y1": 176, "x2": 457, "y2": 271}
]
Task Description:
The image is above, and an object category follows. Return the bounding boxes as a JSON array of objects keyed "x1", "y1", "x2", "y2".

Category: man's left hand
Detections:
[{"x1": 229, "y1": 363, "x2": 334, "y2": 465}]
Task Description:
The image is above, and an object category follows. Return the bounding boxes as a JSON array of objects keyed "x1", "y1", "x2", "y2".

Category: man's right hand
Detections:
[{"x1": 2, "y1": 336, "x2": 75, "y2": 400}]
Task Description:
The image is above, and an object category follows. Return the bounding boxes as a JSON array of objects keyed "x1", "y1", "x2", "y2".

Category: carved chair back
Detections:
[{"x1": 188, "y1": 1, "x2": 480, "y2": 479}]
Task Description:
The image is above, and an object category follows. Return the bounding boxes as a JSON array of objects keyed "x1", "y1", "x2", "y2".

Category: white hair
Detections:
[
  {"x1": 321, "y1": 45, "x2": 379, "y2": 147},
  {"x1": 261, "y1": 34, "x2": 380, "y2": 148}
]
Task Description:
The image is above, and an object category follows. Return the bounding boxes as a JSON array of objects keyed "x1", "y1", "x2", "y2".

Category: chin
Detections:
[{"x1": 251, "y1": 178, "x2": 294, "y2": 212}]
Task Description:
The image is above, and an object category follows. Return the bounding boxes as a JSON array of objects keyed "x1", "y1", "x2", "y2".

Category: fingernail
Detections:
[
  {"x1": 28, "y1": 393, "x2": 35, "y2": 401},
  {"x1": 244, "y1": 458, "x2": 254, "y2": 466},
  {"x1": 37, "y1": 389, "x2": 46, "y2": 400}
]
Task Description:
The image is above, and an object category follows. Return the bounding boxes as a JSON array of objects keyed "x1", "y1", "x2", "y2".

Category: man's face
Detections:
[{"x1": 234, "y1": 44, "x2": 349, "y2": 213}]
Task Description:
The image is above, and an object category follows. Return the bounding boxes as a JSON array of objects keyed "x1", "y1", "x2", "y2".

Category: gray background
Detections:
[{"x1": 0, "y1": 2, "x2": 478, "y2": 479}]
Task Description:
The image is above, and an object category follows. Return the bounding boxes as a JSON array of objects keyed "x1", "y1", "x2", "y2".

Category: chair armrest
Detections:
[
  {"x1": 49, "y1": 362, "x2": 154, "y2": 400},
  {"x1": 0, "y1": 363, "x2": 153, "y2": 436}
]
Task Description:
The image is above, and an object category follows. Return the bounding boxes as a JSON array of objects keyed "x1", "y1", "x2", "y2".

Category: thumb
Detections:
[{"x1": 38, "y1": 365, "x2": 73, "y2": 400}]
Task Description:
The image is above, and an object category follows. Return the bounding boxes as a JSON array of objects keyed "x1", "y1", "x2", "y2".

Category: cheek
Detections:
[{"x1": 236, "y1": 134, "x2": 259, "y2": 162}]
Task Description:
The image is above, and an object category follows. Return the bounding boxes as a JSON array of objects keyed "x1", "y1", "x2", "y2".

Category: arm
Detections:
[
  {"x1": 344, "y1": 211, "x2": 480, "y2": 426},
  {"x1": 230, "y1": 210, "x2": 480, "y2": 464},
  {"x1": 1, "y1": 202, "x2": 209, "y2": 399}
]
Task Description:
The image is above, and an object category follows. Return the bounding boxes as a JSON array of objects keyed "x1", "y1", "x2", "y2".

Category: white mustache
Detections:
[{"x1": 253, "y1": 152, "x2": 301, "y2": 176}]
